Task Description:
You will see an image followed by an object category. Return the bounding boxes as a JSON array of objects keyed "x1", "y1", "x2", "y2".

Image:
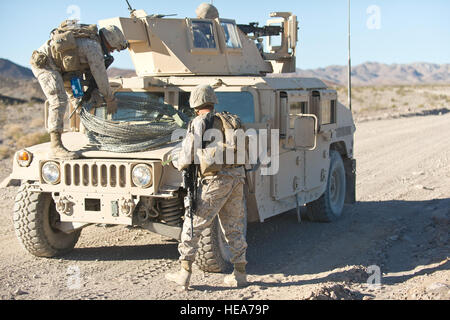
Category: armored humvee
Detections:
[{"x1": 2, "y1": 6, "x2": 356, "y2": 273}]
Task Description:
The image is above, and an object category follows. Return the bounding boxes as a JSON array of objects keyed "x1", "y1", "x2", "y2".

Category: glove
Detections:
[
  {"x1": 106, "y1": 98, "x2": 118, "y2": 115},
  {"x1": 90, "y1": 89, "x2": 104, "y2": 108}
]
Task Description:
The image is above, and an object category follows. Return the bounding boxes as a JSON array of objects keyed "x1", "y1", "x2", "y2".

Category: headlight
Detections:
[
  {"x1": 170, "y1": 147, "x2": 181, "y2": 170},
  {"x1": 42, "y1": 162, "x2": 61, "y2": 185},
  {"x1": 17, "y1": 150, "x2": 33, "y2": 167},
  {"x1": 132, "y1": 164, "x2": 153, "y2": 188}
]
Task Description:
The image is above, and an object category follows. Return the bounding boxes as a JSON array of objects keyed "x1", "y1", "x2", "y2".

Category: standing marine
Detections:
[
  {"x1": 30, "y1": 21, "x2": 129, "y2": 160},
  {"x1": 165, "y1": 84, "x2": 249, "y2": 290}
]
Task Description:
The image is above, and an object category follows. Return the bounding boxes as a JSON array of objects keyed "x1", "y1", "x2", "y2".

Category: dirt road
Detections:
[{"x1": 0, "y1": 111, "x2": 449, "y2": 300}]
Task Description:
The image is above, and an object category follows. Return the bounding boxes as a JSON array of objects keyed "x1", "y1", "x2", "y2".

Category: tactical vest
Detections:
[
  {"x1": 50, "y1": 20, "x2": 100, "y2": 73},
  {"x1": 196, "y1": 111, "x2": 244, "y2": 175}
]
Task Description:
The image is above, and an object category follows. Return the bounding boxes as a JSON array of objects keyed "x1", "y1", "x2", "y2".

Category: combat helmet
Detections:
[
  {"x1": 190, "y1": 85, "x2": 218, "y2": 109},
  {"x1": 196, "y1": 3, "x2": 219, "y2": 19},
  {"x1": 99, "y1": 25, "x2": 129, "y2": 51}
]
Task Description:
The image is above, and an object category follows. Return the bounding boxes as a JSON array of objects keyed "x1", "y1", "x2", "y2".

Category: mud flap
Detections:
[
  {"x1": 139, "y1": 220, "x2": 183, "y2": 241},
  {"x1": 0, "y1": 176, "x2": 21, "y2": 189},
  {"x1": 344, "y1": 159, "x2": 356, "y2": 204}
]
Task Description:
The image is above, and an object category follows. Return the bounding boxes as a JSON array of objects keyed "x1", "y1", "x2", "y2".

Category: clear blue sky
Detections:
[{"x1": 0, "y1": 0, "x2": 449, "y2": 70}]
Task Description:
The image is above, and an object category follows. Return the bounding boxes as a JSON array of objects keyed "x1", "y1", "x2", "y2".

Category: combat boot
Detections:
[
  {"x1": 165, "y1": 260, "x2": 193, "y2": 290},
  {"x1": 224, "y1": 263, "x2": 248, "y2": 288},
  {"x1": 49, "y1": 132, "x2": 78, "y2": 160}
]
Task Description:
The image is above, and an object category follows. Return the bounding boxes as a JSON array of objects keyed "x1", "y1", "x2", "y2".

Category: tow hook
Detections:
[
  {"x1": 56, "y1": 196, "x2": 74, "y2": 216},
  {"x1": 120, "y1": 198, "x2": 136, "y2": 217}
]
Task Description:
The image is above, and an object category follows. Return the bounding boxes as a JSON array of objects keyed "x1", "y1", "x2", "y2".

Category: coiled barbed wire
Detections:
[{"x1": 80, "y1": 93, "x2": 189, "y2": 153}]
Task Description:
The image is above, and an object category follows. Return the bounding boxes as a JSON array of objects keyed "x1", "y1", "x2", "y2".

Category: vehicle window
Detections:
[
  {"x1": 290, "y1": 101, "x2": 308, "y2": 116},
  {"x1": 192, "y1": 21, "x2": 216, "y2": 49},
  {"x1": 321, "y1": 99, "x2": 337, "y2": 125},
  {"x1": 178, "y1": 91, "x2": 255, "y2": 124},
  {"x1": 95, "y1": 92, "x2": 167, "y2": 121},
  {"x1": 289, "y1": 101, "x2": 308, "y2": 129},
  {"x1": 221, "y1": 21, "x2": 242, "y2": 49}
]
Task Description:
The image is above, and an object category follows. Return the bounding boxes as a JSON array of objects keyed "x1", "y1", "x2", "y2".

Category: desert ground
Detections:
[{"x1": 0, "y1": 85, "x2": 449, "y2": 300}]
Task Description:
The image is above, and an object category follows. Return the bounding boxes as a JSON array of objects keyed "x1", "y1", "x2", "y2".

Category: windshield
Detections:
[
  {"x1": 81, "y1": 91, "x2": 189, "y2": 153},
  {"x1": 95, "y1": 92, "x2": 187, "y2": 122},
  {"x1": 179, "y1": 91, "x2": 255, "y2": 123}
]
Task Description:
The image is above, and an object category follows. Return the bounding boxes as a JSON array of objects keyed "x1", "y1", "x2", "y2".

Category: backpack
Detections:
[
  {"x1": 50, "y1": 20, "x2": 99, "y2": 72},
  {"x1": 196, "y1": 111, "x2": 243, "y2": 175}
]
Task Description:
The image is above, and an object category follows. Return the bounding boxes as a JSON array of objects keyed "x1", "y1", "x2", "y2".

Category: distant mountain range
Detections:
[
  {"x1": 294, "y1": 62, "x2": 450, "y2": 86},
  {"x1": 103, "y1": 62, "x2": 450, "y2": 87},
  {"x1": 0, "y1": 58, "x2": 449, "y2": 90},
  {"x1": 0, "y1": 58, "x2": 34, "y2": 80}
]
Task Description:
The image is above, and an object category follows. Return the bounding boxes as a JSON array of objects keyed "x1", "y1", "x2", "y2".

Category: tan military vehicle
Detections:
[{"x1": 3, "y1": 6, "x2": 356, "y2": 272}]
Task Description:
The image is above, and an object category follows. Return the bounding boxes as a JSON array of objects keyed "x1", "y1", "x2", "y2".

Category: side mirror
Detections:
[
  {"x1": 288, "y1": 15, "x2": 298, "y2": 50},
  {"x1": 293, "y1": 115, "x2": 317, "y2": 150}
]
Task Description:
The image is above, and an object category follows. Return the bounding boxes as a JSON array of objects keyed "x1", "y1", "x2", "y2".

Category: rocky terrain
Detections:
[
  {"x1": 0, "y1": 58, "x2": 448, "y2": 301},
  {"x1": 0, "y1": 108, "x2": 448, "y2": 301}
]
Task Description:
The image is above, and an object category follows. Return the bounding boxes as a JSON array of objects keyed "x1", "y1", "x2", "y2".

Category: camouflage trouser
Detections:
[
  {"x1": 179, "y1": 170, "x2": 248, "y2": 265},
  {"x1": 31, "y1": 66, "x2": 76, "y2": 133}
]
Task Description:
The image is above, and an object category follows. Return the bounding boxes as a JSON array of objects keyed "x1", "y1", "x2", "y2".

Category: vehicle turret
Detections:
[{"x1": 99, "y1": 7, "x2": 298, "y2": 76}]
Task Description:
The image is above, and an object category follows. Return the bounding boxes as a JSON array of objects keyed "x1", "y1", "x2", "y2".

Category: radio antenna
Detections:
[
  {"x1": 348, "y1": 0, "x2": 352, "y2": 112},
  {"x1": 126, "y1": 0, "x2": 136, "y2": 15}
]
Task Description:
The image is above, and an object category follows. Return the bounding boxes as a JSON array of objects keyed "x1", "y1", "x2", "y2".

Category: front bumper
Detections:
[{"x1": 39, "y1": 159, "x2": 166, "y2": 225}]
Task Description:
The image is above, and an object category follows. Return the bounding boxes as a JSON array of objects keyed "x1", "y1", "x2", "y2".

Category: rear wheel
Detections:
[
  {"x1": 196, "y1": 217, "x2": 231, "y2": 273},
  {"x1": 196, "y1": 202, "x2": 248, "y2": 273},
  {"x1": 13, "y1": 183, "x2": 81, "y2": 257},
  {"x1": 306, "y1": 150, "x2": 347, "y2": 222}
]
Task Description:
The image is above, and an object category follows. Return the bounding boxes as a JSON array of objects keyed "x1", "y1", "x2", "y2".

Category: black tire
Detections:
[
  {"x1": 196, "y1": 217, "x2": 231, "y2": 273},
  {"x1": 306, "y1": 150, "x2": 347, "y2": 222},
  {"x1": 13, "y1": 183, "x2": 81, "y2": 257},
  {"x1": 196, "y1": 201, "x2": 248, "y2": 273}
]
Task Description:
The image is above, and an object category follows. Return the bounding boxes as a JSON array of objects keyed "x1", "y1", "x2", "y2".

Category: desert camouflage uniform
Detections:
[
  {"x1": 176, "y1": 112, "x2": 248, "y2": 265},
  {"x1": 31, "y1": 38, "x2": 114, "y2": 133}
]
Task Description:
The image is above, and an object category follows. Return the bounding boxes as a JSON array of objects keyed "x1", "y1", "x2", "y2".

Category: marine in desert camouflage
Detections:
[
  {"x1": 166, "y1": 84, "x2": 248, "y2": 289},
  {"x1": 30, "y1": 22, "x2": 128, "y2": 160}
]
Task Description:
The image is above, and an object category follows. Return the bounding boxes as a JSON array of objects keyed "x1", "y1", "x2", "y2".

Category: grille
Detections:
[{"x1": 63, "y1": 162, "x2": 129, "y2": 188}]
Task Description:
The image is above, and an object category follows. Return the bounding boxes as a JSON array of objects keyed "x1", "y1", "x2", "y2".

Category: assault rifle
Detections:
[
  {"x1": 69, "y1": 54, "x2": 115, "y2": 119},
  {"x1": 182, "y1": 164, "x2": 199, "y2": 238}
]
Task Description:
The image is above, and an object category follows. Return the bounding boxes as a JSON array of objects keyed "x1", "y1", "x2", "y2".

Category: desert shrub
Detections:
[
  {"x1": 396, "y1": 88, "x2": 406, "y2": 96},
  {"x1": 30, "y1": 118, "x2": 45, "y2": 128},
  {"x1": 0, "y1": 112, "x2": 6, "y2": 126},
  {"x1": 3, "y1": 124, "x2": 23, "y2": 140},
  {"x1": 0, "y1": 145, "x2": 12, "y2": 159},
  {"x1": 16, "y1": 132, "x2": 50, "y2": 149}
]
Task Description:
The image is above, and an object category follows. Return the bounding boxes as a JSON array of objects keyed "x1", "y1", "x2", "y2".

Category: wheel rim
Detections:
[
  {"x1": 329, "y1": 164, "x2": 345, "y2": 215},
  {"x1": 330, "y1": 171, "x2": 338, "y2": 203}
]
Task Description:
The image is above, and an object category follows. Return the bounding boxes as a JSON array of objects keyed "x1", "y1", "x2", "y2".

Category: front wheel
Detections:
[
  {"x1": 13, "y1": 183, "x2": 81, "y2": 257},
  {"x1": 306, "y1": 150, "x2": 347, "y2": 222}
]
